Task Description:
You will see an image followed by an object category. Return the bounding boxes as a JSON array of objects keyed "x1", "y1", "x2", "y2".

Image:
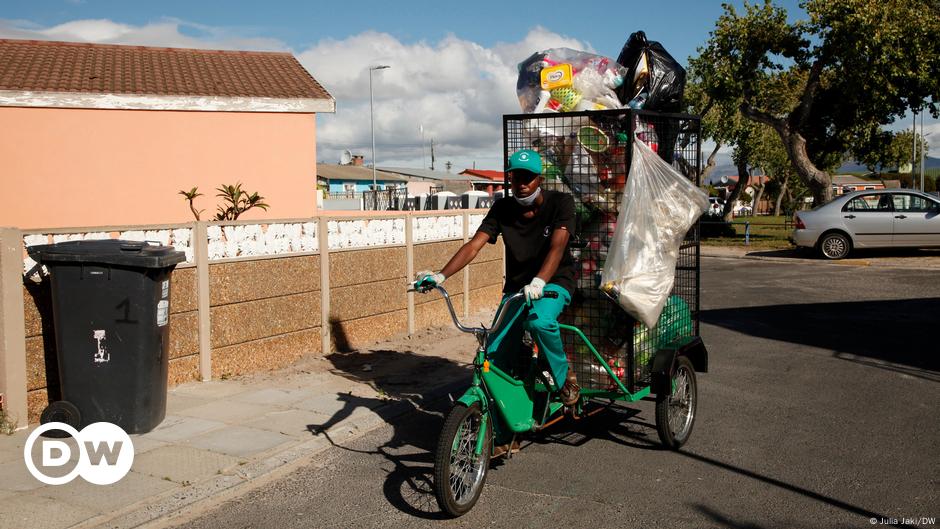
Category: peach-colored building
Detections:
[{"x1": 0, "y1": 39, "x2": 335, "y2": 229}]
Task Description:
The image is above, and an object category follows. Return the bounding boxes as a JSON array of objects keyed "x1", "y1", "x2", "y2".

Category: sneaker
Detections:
[
  {"x1": 560, "y1": 371, "x2": 580, "y2": 406},
  {"x1": 491, "y1": 439, "x2": 521, "y2": 459}
]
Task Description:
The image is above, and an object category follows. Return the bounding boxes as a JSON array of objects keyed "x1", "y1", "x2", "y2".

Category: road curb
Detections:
[
  {"x1": 79, "y1": 378, "x2": 469, "y2": 529},
  {"x1": 701, "y1": 248, "x2": 940, "y2": 270}
]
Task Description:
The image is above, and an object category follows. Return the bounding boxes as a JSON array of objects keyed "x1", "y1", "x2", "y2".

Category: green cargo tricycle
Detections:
[{"x1": 413, "y1": 283, "x2": 707, "y2": 517}]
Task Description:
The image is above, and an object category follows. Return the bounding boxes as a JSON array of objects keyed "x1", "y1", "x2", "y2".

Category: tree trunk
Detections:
[
  {"x1": 722, "y1": 160, "x2": 749, "y2": 222},
  {"x1": 782, "y1": 131, "x2": 831, "y2": 206},
  {"x1": 774, "y1": 173, "x2": 790, "y2": 216},
  {"x1": 753, "y1": 181, "x2": 765, "y2": 215},
  {"x1": 739, "y1": 101, "x2": 832, "y2": 206},
  {"x1": 700, "y1": 142, "x2": 722, "y2": 184}
]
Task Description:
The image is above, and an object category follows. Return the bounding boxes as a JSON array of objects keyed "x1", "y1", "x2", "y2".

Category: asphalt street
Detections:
[{"x1": 172, "y1": 258, "x2": 940, "y2": 529}]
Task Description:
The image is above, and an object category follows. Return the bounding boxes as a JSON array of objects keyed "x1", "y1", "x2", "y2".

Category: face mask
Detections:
[{"x1": 514, "y1": 187, "x2": 541, "y2": 207}]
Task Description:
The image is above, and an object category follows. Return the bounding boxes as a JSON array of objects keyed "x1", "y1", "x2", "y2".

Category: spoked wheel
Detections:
[
  {"x1": 818, "y1": 232, "x2": 851, "y2": 260},
  {"x1": 655, "y1": 356, "x2": 697, "y2": 449},
  {"x1": 433, "y1": 402, "x2": 491, "y2": 517}
]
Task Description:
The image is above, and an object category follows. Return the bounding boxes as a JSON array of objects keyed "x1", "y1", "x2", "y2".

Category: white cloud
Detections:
[
  {"x1": 299, "y1": 28, "x2": 591, "y2": 169},
  {"x1": 923, "y1": 122, "x2": 940, "y2": 156},
  {"x1": 0, "y1": 17, "x2": 286, "y2": 51}
]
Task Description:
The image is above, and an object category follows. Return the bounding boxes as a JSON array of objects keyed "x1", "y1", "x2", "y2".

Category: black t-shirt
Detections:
[{"x1": 476, "y1": 190, "x2": 577, "y2": 295}]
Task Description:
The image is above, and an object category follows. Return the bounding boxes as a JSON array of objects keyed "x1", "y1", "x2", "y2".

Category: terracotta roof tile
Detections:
[{"x1": 0, "y1": 38, "x2": 332, "y2": 100}]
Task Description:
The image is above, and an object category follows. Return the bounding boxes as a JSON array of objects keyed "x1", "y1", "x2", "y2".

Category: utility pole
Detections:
[
  {"x1": 420, "y1": 124, "x2": 426, "y2": 172},
  {"x1": 430, "y1": 138, "x2": 436, "y2": 171},
  {"x1": 920, "y1": 110, "x2": 925, "y2": 192},
  {"x1": 912, "y1": 110, "x2": 917, "y2": 188}
]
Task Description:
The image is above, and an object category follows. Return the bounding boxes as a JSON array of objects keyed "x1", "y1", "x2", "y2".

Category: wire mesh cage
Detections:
[{"x1": 503, "y1": 109, "x2": 701, "y2": 392}]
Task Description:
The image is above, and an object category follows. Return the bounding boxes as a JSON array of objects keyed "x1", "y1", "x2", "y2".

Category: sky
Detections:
[{"x1": 1, "y1": 0, "x2": 936, "y2": 172}]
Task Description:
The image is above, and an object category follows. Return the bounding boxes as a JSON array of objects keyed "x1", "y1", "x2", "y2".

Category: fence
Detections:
[
  {"x1": 362, "y1": 188, "x2": 409, "y2": 211},
  {"x1": 700, "y1": 217, "x2": 794, "y2": 245},
  {"x1": 0, "y1": 210, "x2": 503, "y2": 428}
]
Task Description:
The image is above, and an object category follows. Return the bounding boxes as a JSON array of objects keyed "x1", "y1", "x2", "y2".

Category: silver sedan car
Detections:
[{"x1": 791, "y1": 189, "x2": 940, "y2": 259}]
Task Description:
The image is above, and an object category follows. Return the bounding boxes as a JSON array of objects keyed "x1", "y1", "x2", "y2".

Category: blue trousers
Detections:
[{"x1": 488, "y1": 284, "x2": 571, "y2": 388}]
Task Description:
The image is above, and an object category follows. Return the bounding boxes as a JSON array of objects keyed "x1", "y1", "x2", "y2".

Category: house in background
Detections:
[
  {"x1": 379, "y1": 167, "x2": 493, "y2": 195},
  {"x1": 831, "y1": 174, "x2": 885, "y2": 196},
  {"x1": 316, "y1": 163, "x2": 409, "y2": 195},
  {"x1": 0, "y1": 39, "x2": 334, "y2": 229},
  {"x1": 460, "y1": 169, "x2": 507, "y2": 194},
  {"x1": 717, "y1": 175, "x2": 772, "y2": 214}
]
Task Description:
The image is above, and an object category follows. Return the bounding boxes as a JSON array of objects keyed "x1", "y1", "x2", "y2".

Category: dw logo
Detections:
[{"x1": 23, "y1": 422, "x2": 134, "y2": 485}]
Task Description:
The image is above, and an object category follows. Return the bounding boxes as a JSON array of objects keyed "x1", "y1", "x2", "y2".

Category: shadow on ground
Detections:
[
  {"x1": 557, "y1": 406, "x2": 888, "y2": 527},
  {"x1": 306, "y1": 331, "x2": 472, "y2": 519},
  {"x1": 702, "y1": 298, "x2": 940, "y2": 380}
]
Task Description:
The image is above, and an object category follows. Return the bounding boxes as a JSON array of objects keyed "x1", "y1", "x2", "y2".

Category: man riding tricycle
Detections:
[{"x1": 412, "y1": 120, "x2": 709, "y2": 517}]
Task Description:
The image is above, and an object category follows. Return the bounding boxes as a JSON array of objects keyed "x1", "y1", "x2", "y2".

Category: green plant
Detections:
[
  {"x1": 179, "y1": 187, "x2": 204, "y2": 221},
  {"x1": 0, "y1": 408, "x2": 17, "y2": 435},
  {"x1": 179, "y1": 183, "x2": 269, "y2": 221},
  {"x1": 213, "y1": 183, "x2": 269, "y2": 221}
]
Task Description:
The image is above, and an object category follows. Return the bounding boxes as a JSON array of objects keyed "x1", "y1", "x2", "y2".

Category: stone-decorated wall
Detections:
[
  {"x1": 414, "y1": 240, "x2": 465, "y2": 329},
  {"x1": 208, "y1": 255, "x2": 321, "y2": 378},
  {"x1": 328, "y1": 246, "x2": 407, "y2": 351},
  {"x1": 167, "y1": 268, "x2": 199, "y2": 386},
  {"x1": 21, "y1": 266, "x2": 197, "y2": 424},
  {"x1": 468, "y1": 237, "x2": 505, "y2": 316},
  {"x1": 11, "y1": 212, "x2": 504, "y2": 424}
]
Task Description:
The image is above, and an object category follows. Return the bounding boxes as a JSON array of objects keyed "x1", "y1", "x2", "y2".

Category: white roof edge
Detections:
[{"x1": 0, "y1": 90, "x2": 336, "y2": 113}]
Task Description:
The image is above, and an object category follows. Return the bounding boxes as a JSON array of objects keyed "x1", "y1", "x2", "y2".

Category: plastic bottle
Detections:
[{"x1": 628, "y1": 92, "x2": 648, "y2": 110}]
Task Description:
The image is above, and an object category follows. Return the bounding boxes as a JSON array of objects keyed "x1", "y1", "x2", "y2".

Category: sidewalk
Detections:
[{"x1": 0, "y1": 324, "x2": 480, "y2": 529}]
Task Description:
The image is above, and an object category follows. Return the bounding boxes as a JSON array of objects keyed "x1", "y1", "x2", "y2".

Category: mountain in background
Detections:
[{"x1": 703, "y1": 153, "x2": 939, "y2": 184}]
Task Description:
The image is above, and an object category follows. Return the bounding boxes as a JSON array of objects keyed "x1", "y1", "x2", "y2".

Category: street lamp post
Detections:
[{"x1": 369, "y1": 65, "x2": 390, "y2": 197}]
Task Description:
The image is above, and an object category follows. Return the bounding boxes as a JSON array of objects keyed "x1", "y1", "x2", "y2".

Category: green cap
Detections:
[{"x1": 507, "y1": 149, "x2": 542, "y2": 175}]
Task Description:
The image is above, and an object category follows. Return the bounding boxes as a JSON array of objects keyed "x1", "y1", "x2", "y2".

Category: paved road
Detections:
[{"x1": 173, "y1": 258, "x2": 940, "y2": 529}]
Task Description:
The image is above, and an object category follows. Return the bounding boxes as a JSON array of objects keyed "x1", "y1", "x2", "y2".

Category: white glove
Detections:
[
  {"x1": 524, "y1": 277, "x2": 546, "y2": 303},
  {"x1": 414, "y1": 270, "x2": 445, "y2": 292}
]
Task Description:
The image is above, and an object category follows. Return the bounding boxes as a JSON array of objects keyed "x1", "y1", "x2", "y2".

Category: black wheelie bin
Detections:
[{"x1": 28, "y1": 239, "x2": 186, "y2": 434}]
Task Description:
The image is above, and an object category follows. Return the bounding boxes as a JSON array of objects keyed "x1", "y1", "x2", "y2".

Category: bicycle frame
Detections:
[{"x1": 429, "y1": 285, "x2": 653, "y2": 452}]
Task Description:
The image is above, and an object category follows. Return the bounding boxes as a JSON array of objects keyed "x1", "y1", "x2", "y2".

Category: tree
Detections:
[
  {"x1": 685, "y1": 70, "x2": 762, "y2": 221},
  {"x1": 696, "y1": 0, "x2": 940, "y2": 205},
  {"x1": 684, "y1": 74, "x2": 724, "y2": 183},
  {"x1": 858, "y1": 128, "x2": 930, "y2": 172}
]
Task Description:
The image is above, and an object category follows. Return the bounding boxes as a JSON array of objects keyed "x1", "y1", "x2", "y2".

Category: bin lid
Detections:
[{"x1": 27, "y1": 240, "x2": 186, "y2": 269}]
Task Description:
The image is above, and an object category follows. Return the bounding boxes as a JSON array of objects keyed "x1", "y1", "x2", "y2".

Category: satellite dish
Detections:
[
  {"x1": 720, "y1": 175, "x2": 729, "y2": 184},
  {"x1": 340, "y1": 150, "x2": 352, "y2": 165}
]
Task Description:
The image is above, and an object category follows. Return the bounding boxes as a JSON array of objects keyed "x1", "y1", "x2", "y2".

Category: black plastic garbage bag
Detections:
[{"x1": 615, "y1": 31, "x2": 686, "y2": 113}]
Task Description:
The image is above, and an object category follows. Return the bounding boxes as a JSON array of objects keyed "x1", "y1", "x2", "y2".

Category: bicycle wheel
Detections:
[
  {"x1": 655, "y1": 356, "x2": 697, "y2": 449},
  {"x1": 433, "y1": 402, "x2": 491, "y2": 517}
]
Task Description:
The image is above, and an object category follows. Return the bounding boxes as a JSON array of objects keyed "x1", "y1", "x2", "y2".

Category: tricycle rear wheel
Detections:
[
  {"x1": 655, "y1": 356, "x2": 697, "y2": 449},
  {"x1": 433, "y1": 402, "x2": 491, "y2": 517}
]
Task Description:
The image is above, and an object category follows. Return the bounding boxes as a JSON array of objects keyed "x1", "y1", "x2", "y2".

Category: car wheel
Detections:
[{"x1": 818, "y1": 232, "x2": 851, "y2": 260}]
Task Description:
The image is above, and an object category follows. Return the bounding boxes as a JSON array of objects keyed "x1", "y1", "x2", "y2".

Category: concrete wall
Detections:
[
  {"x1": 0, "y1": 107, "x2": 319, "y2": 229},
  {"x1": 4, "y1": 211, "x2": 503, "y2": 426},
  {"x1": 208, "y1": 256, "x2": 321, "y2": 378}
]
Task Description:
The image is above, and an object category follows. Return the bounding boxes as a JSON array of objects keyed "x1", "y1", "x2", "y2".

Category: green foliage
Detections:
[
  {"x1": 694, "y1": 0, "x2": 940, "y2": 203},
  {"x1": 179, "y1": 183, "x2": 270, "y2": 221},
  {"x1": 894, "y1": 172, "x2": 938, "y2": 192},
  {"x1": 178, "y1": 187, "x2": 204, "y2": 221},
  {"x1": 213, "y1": 183, "x2": 270, "y2": 221},
  {"x1": 858, "y1": 128, "x2": 930, "y2": 172}
]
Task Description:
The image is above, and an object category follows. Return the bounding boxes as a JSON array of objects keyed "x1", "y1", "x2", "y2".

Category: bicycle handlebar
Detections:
[{"x1": 408, "y1": 283, "x2": 557, "y2": 337}]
